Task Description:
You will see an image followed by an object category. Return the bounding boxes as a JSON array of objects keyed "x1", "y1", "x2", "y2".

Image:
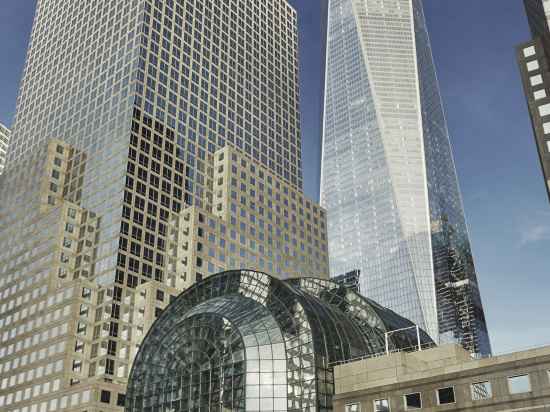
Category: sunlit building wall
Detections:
[{"x1": 321, "y1": 0, "x2": 491, "y2": 355}]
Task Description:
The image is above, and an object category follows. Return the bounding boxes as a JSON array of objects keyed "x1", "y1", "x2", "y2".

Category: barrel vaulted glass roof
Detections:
[{"x1": 126, "y1": 270, "x2": 433, "y2": 411}]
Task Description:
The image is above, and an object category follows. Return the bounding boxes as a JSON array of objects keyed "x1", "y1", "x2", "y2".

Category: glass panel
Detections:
[
  {"x1": 437, "y1": 387, "x2": 455, "y2": 404},
  {"x1": 345, "y1": 403, "x2": 361, "y2": 412},
  {"x1": 405, "y1": 393, "x2": 422, "y2": 409},
  {"x1": 471, "y1": 381, "x2": 492, "y2": 401},
  {"x1": 524, "y1": 46, "x2": 536, "y2": 57},
  {"x1": 374, "y1": 398, "x2": 390, "y2": 412},
  {"x1": 508, "y1": 375, "x2": 531, "y2": 394},
  {"x1": 527, "y1": 60, "x2": 540, "y2": 72}
]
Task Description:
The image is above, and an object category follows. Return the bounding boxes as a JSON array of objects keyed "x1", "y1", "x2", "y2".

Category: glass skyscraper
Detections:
[
  {"x1": 321, "y1": 0, "x2": 491, "y2": 355},
  {"x1": 0, "y1": 123, "x2": 9, "y2": 175}
]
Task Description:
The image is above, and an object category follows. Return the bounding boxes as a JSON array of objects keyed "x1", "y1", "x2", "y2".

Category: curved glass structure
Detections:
[{"x1": 126, "y1": 270, "x2": 433, "y2": 411}]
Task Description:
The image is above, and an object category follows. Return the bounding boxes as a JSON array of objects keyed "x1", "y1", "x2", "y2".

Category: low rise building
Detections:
[{"x1": 334, "y1": 344, "x2": 550, "y2": 412}]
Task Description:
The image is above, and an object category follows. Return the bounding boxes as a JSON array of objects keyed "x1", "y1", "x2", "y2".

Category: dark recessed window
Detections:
[
  {"x1": 117, "y1": 393, "x2": 127, "y2": 407},
  {"x1": 100, "y1": 390, "x2": 111, "y2": 404},
  {"x1": 404, "y1": 393, "x2": 422, "y2": 410},
  {"x1": 437, "y1": 387, "x2": 455, "y2": 405}
]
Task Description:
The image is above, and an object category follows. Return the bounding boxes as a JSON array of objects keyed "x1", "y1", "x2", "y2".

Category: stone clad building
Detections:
[{"x1": 334, "y1": 344, "x2": 550, "y2": 412}]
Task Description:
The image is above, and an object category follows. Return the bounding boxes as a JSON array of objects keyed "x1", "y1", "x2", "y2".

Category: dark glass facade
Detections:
[{"x1": 126, "y1": 270, "x2": 433, "y2": 411}]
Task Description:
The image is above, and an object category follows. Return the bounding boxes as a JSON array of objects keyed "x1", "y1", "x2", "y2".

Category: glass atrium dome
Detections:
[{"x1": 126, "y1": 270, "x2": 433, "y2": 411}]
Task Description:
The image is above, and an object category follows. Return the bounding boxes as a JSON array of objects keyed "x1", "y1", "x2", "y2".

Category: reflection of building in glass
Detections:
[
  {"x1": 320, "y1": 0, "x2": 491, "y2": 355},
  {"x1": 333, "y1": 269, "x2": 361, "y2": 293},
  {"x1": 0, "y1": 123, "x2": 9, "y2": 175},
  {"x1": 127, "y1": 270, "x2": 434, "y2": 411},
  {"x1": 517, "y1": 0, "x2": 550, "y2": 202}
]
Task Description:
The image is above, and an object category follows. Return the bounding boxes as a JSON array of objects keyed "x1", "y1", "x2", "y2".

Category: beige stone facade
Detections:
[
  {"x1": 334, "y1": 344, "x2": 550, "y2": 412},
  {"x1": 168, "y1": 146, "x2": 329, "y2": 290},
  {"x1": 0, "y1": 136, "x2": 328, "y2": 412}
]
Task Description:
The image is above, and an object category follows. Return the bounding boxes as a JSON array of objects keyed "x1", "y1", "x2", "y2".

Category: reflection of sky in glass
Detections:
[{"x1": 321, "y1": 0, "x2": 490, "y2": 355}]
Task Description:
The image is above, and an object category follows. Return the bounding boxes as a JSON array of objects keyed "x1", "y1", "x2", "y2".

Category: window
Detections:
[
  {"x1": 547, "y1": 141, "x2": 550, "y2": 153},
  {"x1": 527, "y1": 60, "x2": 540, "y2": 72},
  {"x1": 345, "y1": 403, "x2": 360, "y2": 412},
  {"x1": 544, "y1": 122, "x2": 550, "y2": 134},
  {"x1": 531, "y1": 75, "x2": 543, "y2": 86},
  {"x1": 404, "y1": 393, "x2": 422, "y2": 409},
  {"x1": 534, "y1": 89, "x2": 547, "y2": 100},
  {"x1": 374, "y1": 398, "x2": 390, "y2": 412},
  {"x1": 539, "y1": 103, "x2": 550, "y2": 116},
  {"x1": 437, "y1": 387, "x2": 455, "y2": 405},
  {"x1": 524, "y1": 46, "x2": 536, "y2": 57},
  {"x1": 100, "y1": 390, "x2": 111, "y2": 404},
  {"x1": 508, "y1": 375, "x2": 531, "y2": 394},
  {"x1": 471, "y1": 381, "x2": 492, "y2": 401},
  {"x1": 117, "y1": 393, "x2": 126, "y2": 407}
]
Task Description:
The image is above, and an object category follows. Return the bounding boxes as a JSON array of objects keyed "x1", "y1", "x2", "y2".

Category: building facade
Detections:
[
  {"x1": 518, "y1": 0, "x2": 550, "y2": 203},
  {"x1": 0, "y1": 123, "x2": 9, "y2": 175},
  {"x1": 126, "y1": 270, "x2": 434, "y2": 412},
  {"x1": 0, "y1": 1, "x2": 329, "y2": 411},
  {"x1": 320, "y1": 0, "x2": 491, "y2": 355},
  {"x1": 333, "y1": 344, "x2": 550, "y2": 412}
]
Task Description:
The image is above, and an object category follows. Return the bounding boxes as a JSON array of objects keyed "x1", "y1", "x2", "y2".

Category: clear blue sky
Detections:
[{"x1": 1, "y1": 1, "x2": 548, "y2": 354}]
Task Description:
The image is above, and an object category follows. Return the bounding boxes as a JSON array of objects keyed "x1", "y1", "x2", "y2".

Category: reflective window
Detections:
[
  {"x1": 531, "y1": 75, "x2": 543, "y2": 86},
  {"x1": 534, "y1": 89, "x2": 547, "y2": 100},
  {"x1": 471, "y1": 381, "x2": 492, "y2": 401},
  {"x1": 539, "y1": 103, "x2": 550, "y2": 117},
  {"x1": 374, "y1": 398, "x2": 390, "y2": 411},
  {"x1": 346, "y1": 403, "x2": 361, "y2": 412},
  {"x1": 508, "y1": 375, "x2": 531, "y2": 394},
  {"x1": 527, "y1": 60, "x2": 540, "y2": 72}
]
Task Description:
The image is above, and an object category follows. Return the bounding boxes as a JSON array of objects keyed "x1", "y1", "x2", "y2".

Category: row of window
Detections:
[
  {"x1": 346, "y1": 373, "x2": 536, "y2": 411},
  {"x1": 523, "y1": 45, "x2": 550, "y2": 155}
]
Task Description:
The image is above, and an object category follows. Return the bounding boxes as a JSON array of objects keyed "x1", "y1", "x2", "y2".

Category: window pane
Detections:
[
  {"x1": 345, "y1": 403, "x2": 361, "y2": 412},
  {"x1": 539, "y1": 103, "x2": 550, "y2": 117},
  {"x1": 437, "y1": 387, "x2": 455, "y2": 404},
  {"x1": 534, "y1": 89, "x2": 547, "y2": 100},
  {"x1": 531, "y1": 75, "x2": 543, "y2": 86},
  {"x1": 508, "y1": 375, "x2": 531, "y2": 394},
  {"x1": 471, "y1": 381, "x2": 492, "y2": 401},
  {"x1": 527, "y1": 60, "x2": 540, "y2": 72},
  {"x1": 524, "y1": 46, "x2": 536, "y2": 57},
  {"x1": 405, "y1": 393, "x2": 422, "y2": 409},
  {"x1": 374, "y1": 398, "x2": 390, "y2": 412}
]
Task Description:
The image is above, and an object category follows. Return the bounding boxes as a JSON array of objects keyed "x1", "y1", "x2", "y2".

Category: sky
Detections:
[{"x1": 0, "y1": 1, "x2": 548, "y2": 355}]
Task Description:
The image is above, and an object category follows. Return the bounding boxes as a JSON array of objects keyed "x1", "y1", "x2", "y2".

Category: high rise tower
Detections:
[
  {"x1": 0, "y1": 1, "x2": 330, "y2": 411},
  {"x1": 320, "y1": 0, "x2": 491, "y2": 355},
  {"x1": 517, "y1": 0, "x2": 550, "y2": 203},
  {"x1": 0, "y1": 123, "x2": 9, "y2": 175}
]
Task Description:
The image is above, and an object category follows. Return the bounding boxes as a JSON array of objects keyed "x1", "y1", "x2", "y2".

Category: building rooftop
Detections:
[{"x1": 334, "y1": 343, "x2": 550, "y2": 395}]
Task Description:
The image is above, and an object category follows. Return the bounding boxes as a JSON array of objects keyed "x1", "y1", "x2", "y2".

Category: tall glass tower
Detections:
[{"x1": 321, "y1": 0, "x2": 491, "y2": 355}]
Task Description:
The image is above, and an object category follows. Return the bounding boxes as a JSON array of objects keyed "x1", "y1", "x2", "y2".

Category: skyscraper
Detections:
[
  {"x1": 320, "y1": 0, "x2": 491, "y2": 355},
  {"x1": 517, "y1": 0, "x2": 550, "y2": 202},
  {"x1": 0, "y1": 1, "x2": 329, "y2": 411},
  {"x1": 0, "y1": 123, "x2": 9, "y2": 175}
]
